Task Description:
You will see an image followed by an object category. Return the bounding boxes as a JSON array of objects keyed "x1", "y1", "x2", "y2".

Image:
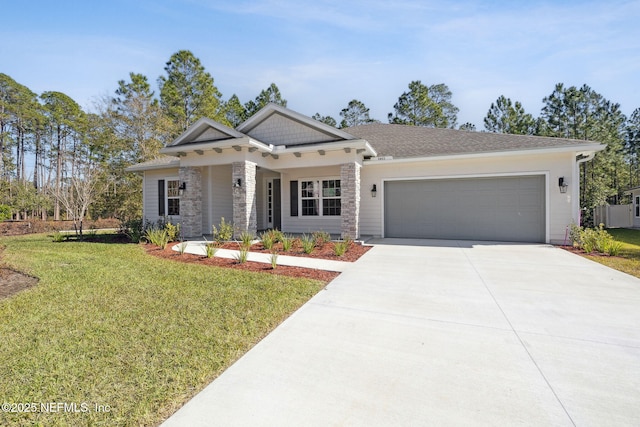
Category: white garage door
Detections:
[{"x1": 384, "y1": 175, "x2": 546, "y2": 242}]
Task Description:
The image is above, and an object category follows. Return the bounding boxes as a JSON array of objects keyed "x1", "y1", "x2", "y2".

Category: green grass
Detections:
[
  {"x1": 583, "y1": 228, "x2": 640, "y2": 278},
  {"x1": 0, "y1": 234, "x2": 325, "y2": 426}
]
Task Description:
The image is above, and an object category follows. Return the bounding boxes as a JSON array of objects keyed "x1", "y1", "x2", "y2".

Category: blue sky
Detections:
[{"x1": 3, "y1": 0, "x2": 639, "y2": 128}]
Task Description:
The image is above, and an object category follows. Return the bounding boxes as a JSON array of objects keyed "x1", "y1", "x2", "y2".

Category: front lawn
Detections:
[
  {"x1": 582, "y1": 228, "x2": 640, "y2": 278},
  {"x1": 0, "y1": 234, "x2": 326, "y2": 426}
]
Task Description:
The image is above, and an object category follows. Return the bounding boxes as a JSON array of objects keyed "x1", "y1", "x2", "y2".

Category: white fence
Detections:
[{"x1": 593, "y1": 204, "x2": 632, "y2": 228}]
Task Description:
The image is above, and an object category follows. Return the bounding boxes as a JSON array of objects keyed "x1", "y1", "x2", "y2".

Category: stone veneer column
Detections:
[
  {"x1": 179, "y1": 166, "x2": 202, "y2": 238},
  {"x1": 232, "y1": 161, "x2": 257, "y2": 237},
  {"x1": 340, "y1": 162, "x2": 361, "y2": 240}
]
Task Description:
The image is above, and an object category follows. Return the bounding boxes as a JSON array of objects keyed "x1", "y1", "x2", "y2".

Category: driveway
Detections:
[{"x1": 163, "y1": 239, "x2": 640, "y2": 426}]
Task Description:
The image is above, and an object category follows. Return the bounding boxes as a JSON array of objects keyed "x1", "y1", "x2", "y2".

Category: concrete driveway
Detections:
[{"x1": 163, "y1": 239, "x2": 640, "y2": 426}]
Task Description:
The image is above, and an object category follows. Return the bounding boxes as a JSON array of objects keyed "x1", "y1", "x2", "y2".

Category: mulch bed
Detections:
[
  {"x1": 145, "y1": 240, "x2": 371, "y2": 282},
  {"x1": 558, "y1": 244, "x2": 621, "y2": 258}
]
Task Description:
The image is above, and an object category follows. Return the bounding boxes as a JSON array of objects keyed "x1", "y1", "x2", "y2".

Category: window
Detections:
[
  {"x1": 636, "y1": 196, "x2": 640, "y2": 218},
  {"x1": 301, "y1": 181, "x2": 318, "y2": 216},
  {"x1": 322, "y1": 179, "x2": 341, "y2": 216},
  {"x1": 299, "y1": 179, "x2": 341, "y2": 216},
  {"x1": 167, "y1": 179, "x2": 180, "y2": 216}
]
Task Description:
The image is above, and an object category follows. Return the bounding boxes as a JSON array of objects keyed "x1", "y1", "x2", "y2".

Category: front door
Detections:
[{"x1": 265, "y1": 178, "x2": 282, "y2": 230}]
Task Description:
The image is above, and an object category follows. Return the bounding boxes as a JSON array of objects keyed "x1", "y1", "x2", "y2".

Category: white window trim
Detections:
[
  {"x1": 166, "y1": 177, "x2": 180, "y2": 217},
  {"x1": 299, "y1": 177, "x2": 342, "y2": 217}
]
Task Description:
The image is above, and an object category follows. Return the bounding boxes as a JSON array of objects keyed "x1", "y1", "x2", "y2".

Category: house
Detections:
[{"x1": 126, "y1": 103, "x2": 604, "y2": 244}]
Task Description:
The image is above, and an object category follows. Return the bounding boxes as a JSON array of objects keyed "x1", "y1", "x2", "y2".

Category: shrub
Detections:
[
  {"x1": 177, "y1": 241, "x2": 188, "y2": 255},
  {"x1": 270, "y1": 252, "x2": 278, "y2": 269},
  {"x1": 52, "y1": 231, "x2": 64, "y2": 243},
  {"x1": 239, "y1": 231, "x2": 254, "y2": 250},
  {"x1": 120, "y1": 218, "x2": 145, "y2": 243},
  {"x1": 165, "y1": 221, "x2": 180, "y2": 242},
  {"x1": 235, "y1": 247, "x2": 249, "y2": 263},
  {"x1": 301, "y1": 234, "x2": 315, "y2": 254},
  {"x1": 0, "y1": 204, "x2": 12, "y2": 221},
  {"x1": 312, "y1": 230, "x2": 331, "y2": 247},
  {"x1": 569, "y1": 222, "x2": 582, "y2": 247},
  {"x1": 212, "y1": 217, "x2": 234, "y2": 243},
  {"x1": 333, "y1": 240, "x2": 349, "y2": 257},
  {"x1": 272, "y1": 229, "x2": 284, "y2": 243},
  {"x1": 205, "y1": 243, "x2": 218, "y2": 258},
  {"x1": 260, "y1": 231, "x2": 275, "y2": 250},
  {"x1": 606, "y1": 240, "x2": 623, "y2": 256},
  {"x1": 145, "y1": 227, "x2": 169, "y2": 249},
  {"x1": 281, "y1": 234, "x2": 293, "y2": 252}
]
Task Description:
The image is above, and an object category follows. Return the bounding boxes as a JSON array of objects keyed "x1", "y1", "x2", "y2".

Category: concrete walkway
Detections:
[
  {"x1": 171, "y1": 241, "x2": 351, "y2": 272},
  {"x1": 163, "y1": 239, "x2": 640, "y2": 426}
]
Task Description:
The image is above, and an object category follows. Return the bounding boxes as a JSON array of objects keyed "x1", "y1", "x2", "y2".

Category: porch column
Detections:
[
  {"x1": 232, "y1": 161, "x2": 257, "y2": 237},
  {"x1": 340, "y1": 162, "x2": 361, "y2": 240},
  {"x1": 179, "y1": 166, "x2": 202, "y2": 238}
]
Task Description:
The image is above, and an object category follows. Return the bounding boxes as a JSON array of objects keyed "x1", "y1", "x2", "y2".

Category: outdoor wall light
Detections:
[
  {"x1": 233, "y1": 178, "x2": 242, "y2": 188},
  {"x1": 558, "y1": 177, "x2": 568, "y2": 193},
  {"x1": 371, "y1": 184, "x2": 377, "y2": 197},
  {"x1": 178, "y1": 182, "x2": 186, "y2": 196}
]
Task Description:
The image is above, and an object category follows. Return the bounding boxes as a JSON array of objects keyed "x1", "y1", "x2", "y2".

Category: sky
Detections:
[{"x1": 2, "y1": 0, "x2": 640, "y2": 128}]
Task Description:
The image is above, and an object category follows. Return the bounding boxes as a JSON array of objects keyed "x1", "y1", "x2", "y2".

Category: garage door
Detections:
[{"x1": 384, "y1": 176, "x2": 545, "y2": 242}]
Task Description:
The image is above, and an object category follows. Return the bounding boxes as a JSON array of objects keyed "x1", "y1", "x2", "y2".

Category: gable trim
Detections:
[{"x1": 237, "y1": 103, "x2": 356, "y2": 142}]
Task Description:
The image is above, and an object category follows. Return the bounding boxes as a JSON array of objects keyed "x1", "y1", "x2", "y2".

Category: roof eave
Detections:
[{"x1": 364, "y1": 143, "x2": 606, "y2": 165}]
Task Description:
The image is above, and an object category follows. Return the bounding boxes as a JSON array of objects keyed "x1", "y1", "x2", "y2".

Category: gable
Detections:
[
  {"x1": 192, "y1": 127, "x2": 232, "y2": 143},
  {"x1": 167, "y1": 117, "x2": 245, "y2": 147},
  {"x1": 243, "y1": 112, "x2": 342, "y2": 146}
]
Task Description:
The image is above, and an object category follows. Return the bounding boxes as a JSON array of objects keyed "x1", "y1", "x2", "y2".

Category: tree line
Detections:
[{"x1": 1, "y1": 49, "x2": 639, "y2": 227}]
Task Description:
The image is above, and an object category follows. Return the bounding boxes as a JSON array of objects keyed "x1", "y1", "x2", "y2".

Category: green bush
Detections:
[
  {"x1": 270, "y1": 253, "x2": 278, "y2": 269},
  {"x1": 120, "y1": 218, "x2": 145, "y2": 243},
  {"x1": 333, "y1": 240, "x2": 349, "y2": 257},
  {"x1": 212, "y1": 217, "x2": 234, "y2": 243},
  {"x1": 239, "y1": 231, "x2": 254, "y2": 250},
  {"x1": 145, "y1": 227, "x2": 169, "y2": 249},
  {"x1": 235, "y1": 247, "x2": 249, "y2": 263},
  {"x1": 205, "y1": 243, "x2": 218, "y2": 258},
  {"x1": 165, "y1": 221, "x2": 180, "y2": 242},
  {"x1": 312, "y1": 230, "x2": 331, "y2": 247},
  {"x1": 281, "y1": 234, "x2": 293, "y2": 252},
  {"x1": 51, "y1": 231, "x2": 65, "y2": 243},
  {"x1": 0, "y1": 204, "x2": 12, "y2": 221},
  {"x1": 606, "y1": 240, "x2": 623, "y2": 256},
  {"x1": 301, "y1": 234, "x2": 315, "y2": 254},
  {"x1": 260, "y1": 231, "x2": 275, "y2": 250},
  {"x1": 578, "y1": 223, "x2": 621, "y2": 256}
]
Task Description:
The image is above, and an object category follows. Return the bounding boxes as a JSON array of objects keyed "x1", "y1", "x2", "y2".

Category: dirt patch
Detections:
[
  {"x1": 0, "y1": 268, "x2": 39, "y2": 300},
  {"x1": 144, "y1": 240, "x2": 372, "y2": 282}
]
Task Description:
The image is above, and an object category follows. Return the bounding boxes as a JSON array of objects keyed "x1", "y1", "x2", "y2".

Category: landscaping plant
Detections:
[
  {"x1": 270, "y1": 252, "x2": 278, "y2": 269},
  {"x1": 301, "y1": 234, "x2": 315, "y2": 254},
  {"x1": 260, "y1": 231, "x2": 275, "y2": 250},
  {"x1": 281, "y1": 234, "x2": 293, "y2": 252},
  {"x1": 312, "y1": 230, "x2": 331, "y2": 247},
  {"x1": 145, "y1": 227, "x2": 169, "y2": 249},
  {"x1": 239, "y1": 231, "x2": 254, "y2": 250},
  {"x1": 212, "y1": 217, "x2": 234, "y2": 243}
]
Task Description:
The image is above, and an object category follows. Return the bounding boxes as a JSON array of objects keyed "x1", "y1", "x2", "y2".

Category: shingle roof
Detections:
[
  {"x1": 345, "y1": 124, "x2": 603, "y2": 158},
  {"x1": 125, "y1": 155, "x2": 179, "y2": 172}
]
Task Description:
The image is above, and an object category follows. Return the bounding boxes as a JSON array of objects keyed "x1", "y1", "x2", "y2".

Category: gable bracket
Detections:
[
  {"x1": 318, "y1": 150, "x2": 326, "y2": 156},
  {"x1": 213, "y1": 148, "x2": 223, "y2": 153},
  {"x1": 248, "y1": 147, "x2": 258, "y2": 152},
  {"x1": 294, "y1": 152, "x2": 302, "y2": 158},
  {"x1": 195, "y1": 149, "x2": 204, "y2": 155},
  {"x1": 232, "y1": 145, "x2": 242, "y2": 152}
]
